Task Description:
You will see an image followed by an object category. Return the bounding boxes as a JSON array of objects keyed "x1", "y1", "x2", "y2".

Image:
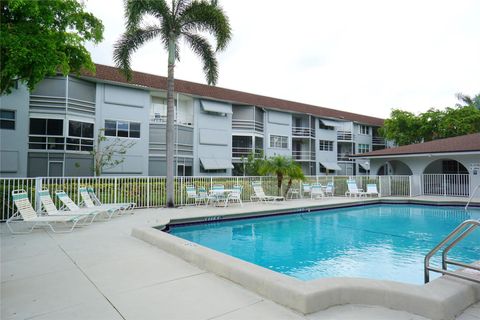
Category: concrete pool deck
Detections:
[{"x1": 1, "y1": 196, "x2": 479, "y2": 320}]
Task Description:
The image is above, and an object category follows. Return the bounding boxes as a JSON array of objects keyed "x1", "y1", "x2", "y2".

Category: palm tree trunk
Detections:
[
  {"x1": 284, "y1": 178, "x2": 292, "y2": 198},
  {"x1": 166, "y1": 37, "x2": 176, "y2": 207},
  {"x1": 277, "y1": 174, "x2": 283, "y2": 196}
]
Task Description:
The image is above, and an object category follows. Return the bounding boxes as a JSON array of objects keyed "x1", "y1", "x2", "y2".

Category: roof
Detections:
[
  {"x1": 80, "y1": 64, "x2": 384, "y2": 126},
  {"x1": 353, "y1": 133, "x2": 480, "y2": 158}
]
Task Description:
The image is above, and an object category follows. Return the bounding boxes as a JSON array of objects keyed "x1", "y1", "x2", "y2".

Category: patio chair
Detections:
[
  {"x1": 302, "y1": 183, "x2": 311, "y2": 198},
  {"x1": 251, "y1": 182, "x2": 284, "y2": 203},
  {"x1": 78, "y1": 187, "x2": 124, "y2": 218},
  {"x1": 208, "y1": 184, "x2": 227, "y2": 206},
  {"x1": 325, "y1": 182, "x2": 335, "y2": 196},
  {"x1": 366, "y1": 184, "x2": 380, "y2": 197},
  {"x1": 345, "y1": 180, "x2": 366, "y2": 197},
  {"x1": 87, "y1": 187, "x2": 136, "y2": 213},
  {"x1": 186, "y1": 185, "x2": 206, "y2": 206},
  {"x1": 311, "y1": 183, "x2": 325, "y2": 199},
  {"x1": 7, "y1": 190, "x2": 86, "y2": 234},
  {"x1": 38, "y1": 189, "x2": 100, "y2": 224},
  {"x1": 225, "y1": 185, "x2": 243, "y2": 207}
]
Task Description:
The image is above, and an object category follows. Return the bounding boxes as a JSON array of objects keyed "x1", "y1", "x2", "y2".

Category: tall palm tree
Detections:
[
  {"x1": 283, "y1": 163, "x2": 305, "y2": 198},
  {"x1": 259, "y1": 155, "x2": 296, "y2": 196},
  {"x1": 114, "y1": 0, "x2": 231, "y2": 207},
  {"x1": 455, "y1": 92, "x2": 480, "y2": 109}
]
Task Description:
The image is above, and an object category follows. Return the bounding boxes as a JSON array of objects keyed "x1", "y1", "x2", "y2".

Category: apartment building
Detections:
[{"x1": 0, "y1": 64, "x2": 386, "y2": 178}]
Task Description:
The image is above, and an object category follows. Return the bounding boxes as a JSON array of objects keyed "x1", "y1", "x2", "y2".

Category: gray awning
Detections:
[
  {"x1": 358, "y1": 159, "x2": 370, "y2": 170},
  {"x1": 319, "y1": 161, "x2": 342, "y2": 171},
  {"x1": 200, "y1": 158, "x2": 234, "y2": 170},
  {"x1": 201, "y1": 100, "x2": 232, "y2": 114},
  {"x1": 319, "y1": 119, "x2": 342, "y2": 127}
]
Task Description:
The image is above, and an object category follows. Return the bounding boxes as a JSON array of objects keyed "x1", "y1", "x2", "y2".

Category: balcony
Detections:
[
  {"x1": 232, "y1": 119, "x2": 264, "y2": 132},
  {"x1": 150, "y1": 114, "x2": 193, "y2": 126},
  {"x1": 337, "y1": 130, "x2": 353, "y2": 141},
  {"x1": 292, "y1": 127, "x2": 315, "y2": 138},
  {"x1": 292, "y1": 150, "x2": 315, "y2": 161},
  {"x1": 232, "y1": 147, "x2": 263, "y2": 159},
  {"x1": 337, "y1": 154, "x2": 353, "y2": 162},
  {"x1": 372, "y1": 136, "x2": 385, "y2": 145}
]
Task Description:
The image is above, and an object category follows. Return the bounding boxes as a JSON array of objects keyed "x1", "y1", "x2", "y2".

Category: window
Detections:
[
  {"x1": 269, "y1": 135, "x2": 288, "y2": 149},
  {"x1": 359, "y1": 125, "x2": 370, "y2": 135},
  {"x1": 29, "y1": 118, "x2": 64, "y2": 150},
  {"x1": 358, "y1": 144, "x2": 370, "y2": 153},
  {"x1": 104, "y1": 120, "x2": 141, "y2": 138},
  {"x1": 319, "y1": 140, "x2": 334, "y2": 151},
  {"x1": 0, "y1": 110, "x2": 15, "y2": 130},
  {"x1": 67, "y1": 120, "x2": 94, "y2": 151}
]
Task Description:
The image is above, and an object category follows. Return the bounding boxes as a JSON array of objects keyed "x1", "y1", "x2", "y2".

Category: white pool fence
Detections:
[{"x1": 0, "y1": 174, "x2": 471, "y2": 220}]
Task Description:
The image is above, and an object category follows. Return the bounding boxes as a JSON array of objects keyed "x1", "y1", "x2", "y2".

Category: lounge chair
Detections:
[
  {"x1": 225, "y1": 185, "x2": 243, "y2": 207},
  {"x1": 311, "y1": 183, "x2": 325, "y2": 199},
  {"x1": 186, "y1": 185, "x2": 206, "y2": 206},
  {"x1": 345, "y1": 180, "x2": 366, "y2": 197},
  {"x1": 78, "y1": 187, "x2": 125, "y2": 219},
  {"x1": 325, "y1": 182, "x2": 335, "y2": 196},
  {"x1": 86, "y1": 187, "x2": 135, "y2": 213},
  {"x1": 366, "y1": 184, "x2": 380, "y2": 197},
  {"x1": 251, "y1": 182, "x2": 284, "y2": 203},
  {"x1": 38, "y1": 189, "x2": 100, "y2": 224},
  {"x1": 7, "y1": 190, "x2": 86, "y2": 234}
]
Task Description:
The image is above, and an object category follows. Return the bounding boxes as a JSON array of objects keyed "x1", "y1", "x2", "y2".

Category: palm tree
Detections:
[
  {"x1": 259, "y1": 155, "x2": 301, "y2": 196},
  {"x1": 455, "y1": 92, "x2": 480, "y2": 109},
  {"x1": 113, "y1": 0, "x2": 231, "y2": 207},
  {"x1": 283, "y1": 163, "x2": 305, "y2": 198}
]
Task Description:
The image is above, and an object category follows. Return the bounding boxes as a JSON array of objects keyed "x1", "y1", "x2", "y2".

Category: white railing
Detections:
[
  {"x1": 292, "y1": 127, "x2": 315, "y2": 138},
  {"x1": 0, "y1": 174, "x2": 471, "y2": 221},
  {"x1": 292, "y1": 150, "x2": 315, "y2": 161},
  {"x1": 422, "y1": 174, "x2": 470, "y2": 197}
]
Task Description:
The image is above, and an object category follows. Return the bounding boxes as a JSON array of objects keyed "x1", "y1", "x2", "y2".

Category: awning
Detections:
[
  {"x1": 201, "y1": 100, "x2": 232, "y2": 114},
  {"x1": 358, "y1": 159, "x2": 370, "y2": 170},
  {"x1": 319, "y1": 161, "x2": 342, "y2": 171},
  {"x1": 200, "y1": 158, "x2": 234, "y2": 170},
  {"x1": 319, "y1": 119, "x2": 342, "y2": 127}
]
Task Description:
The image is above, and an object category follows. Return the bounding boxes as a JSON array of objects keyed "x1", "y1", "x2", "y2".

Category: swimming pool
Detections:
[{"x1": 169, "y1": 204, "x2": 480, "y2": 284}]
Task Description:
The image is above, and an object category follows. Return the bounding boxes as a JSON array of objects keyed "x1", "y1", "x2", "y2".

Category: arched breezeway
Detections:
[
  {"x1": 422, "y1": 159, "x2": 469, "y2": 196},
  {"x1": 376, "y1": 160, "x2": 413, "y2": 176}
]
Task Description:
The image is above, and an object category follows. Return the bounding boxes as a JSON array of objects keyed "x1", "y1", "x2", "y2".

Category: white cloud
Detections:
[{"x1": 84, "y1": 0, "x2": 480, "y2": 118}]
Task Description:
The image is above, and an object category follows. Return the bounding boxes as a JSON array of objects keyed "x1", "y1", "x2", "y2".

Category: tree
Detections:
[
  {"x1": 91, "y1": 129, "x2": 136, "y2": 176},
  {"x1": 456, "y1": 92, "x2": 480, "y2": 110},
  {"x1": 114, "y1": 0, "x2": 231, "y2": 207},
  {"x1": 282, "y1": 163, "x2": 305, "y2": 198},
  {"x1": 380, "y1": 104, "x2": 480, "y2": 146},
  {"x1": 0, "y1": 0, "x2": 104, "y2": 94},
  {"x1": 259, "y1": 155, "x2": 304, "y2": 197},
  {"x1": 238, "y1": 151, "x2": 265, "y2": 176}
]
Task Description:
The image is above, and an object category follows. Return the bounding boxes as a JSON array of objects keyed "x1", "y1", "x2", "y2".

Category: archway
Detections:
[
  {"x1": 376, "y1": 160, "x2": 413, "y2": 176},
  {"x1": 422, "y1": 159, "x2": 469, "y2": 196}
]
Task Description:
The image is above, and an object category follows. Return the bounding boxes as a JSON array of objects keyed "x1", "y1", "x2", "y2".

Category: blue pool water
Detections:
[{"x1": 169, "y1": 204, "x2": 480, "y2": 284}]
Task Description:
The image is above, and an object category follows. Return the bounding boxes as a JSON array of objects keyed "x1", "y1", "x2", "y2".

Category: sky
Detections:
[{"x1": 84, "y1": 0, "x2": 480, "y2": 119}]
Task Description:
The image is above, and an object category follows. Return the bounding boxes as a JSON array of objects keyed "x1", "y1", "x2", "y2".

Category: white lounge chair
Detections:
[
  {"x1": 38, "y1": 189, "x2": 100, "y2": 224},
  {"x1": 251, "y1": 182, "x2": 284, "y2": 203},
  {"x1": 225, "y1": 185, "x2": 243, "y2": 207},
  {"x1": 366, "y1": 184, "x2": 380, "y2": 197},
  {"x1": 345, "y1": 180, "x2": 366, "y2": 197},
  {"x1": 311, "y1": 183, "x2": 325, "y2": 199},
  {"x1": 325, "y1": 182, "x2": 334, "y2": 196},
  {"x1": 86, "y1": 187, "x2": 135, "y2": 212},
  {"x1": 7, "y1": 190, "x2": 86, "y2": 234},
  {"x1": 77, "y1": 188, "x2": 124, "y2": 219}
]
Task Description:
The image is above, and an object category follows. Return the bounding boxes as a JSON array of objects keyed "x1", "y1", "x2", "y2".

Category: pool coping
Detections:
[{"x1": 132, "y1": 199, "x2": 480, "y2": 320}]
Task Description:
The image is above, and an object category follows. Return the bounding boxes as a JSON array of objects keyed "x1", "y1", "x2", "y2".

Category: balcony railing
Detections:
[
  {"x1": 232, "y1": 147, "x2": 263, "y2": 158},
  {"x1": 337, "y1": 155, "x2": 353, "y2": 162},
  {"x1": 292, "y1": 150, "x2": 315, "y2": 161},
  {"x1": 372, "y1": 136, "x2": 385, "y2": 145},
  {"x1": 292, "y1": 127, "x2": 315, "y2": 138},
  {"x1": 337, "y1": 131, "x2": 353, "y2": 141},
  {"x1": 232, "y1": 119, "x2": 264, "y2": 132}
]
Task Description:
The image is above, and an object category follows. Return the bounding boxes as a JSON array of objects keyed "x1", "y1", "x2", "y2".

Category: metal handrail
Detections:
[
  {"x1": 465, "y1": 184, "x2": 480, "y2": 211},
  {"x1": 424, "y1": 219, "x2": 480, "y2": 283}
]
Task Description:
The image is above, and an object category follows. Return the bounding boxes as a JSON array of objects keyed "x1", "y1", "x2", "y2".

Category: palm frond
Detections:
[
  {"x1": 183, "y1": 32, "x2": 218, "y2": 85},
  {"x1": 113, "y1": 25, "x2": 162, "y2": 80},
  {"x1": 180, "y1": 1, "x2": 231, "y2": 51},
  {"x1": 124, "y1": 0, "x2": 170, "y2": 31}
]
